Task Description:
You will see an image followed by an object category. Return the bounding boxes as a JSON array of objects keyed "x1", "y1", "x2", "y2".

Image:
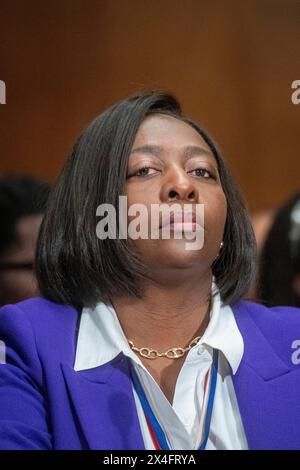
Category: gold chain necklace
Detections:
[
  {"x1": 128, "y1": 335, "x2": 202, "y2": 359},
  {"x1": 127, "y1": 295, "x2": 211, "y2": 360}
]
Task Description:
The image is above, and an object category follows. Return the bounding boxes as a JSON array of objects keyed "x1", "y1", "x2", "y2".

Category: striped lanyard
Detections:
[{"x1": 130, "y1": 348, "x2": 219, "y2": 450}]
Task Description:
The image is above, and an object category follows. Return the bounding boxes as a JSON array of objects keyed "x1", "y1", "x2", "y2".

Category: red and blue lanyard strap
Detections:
[{"x1": 130, "y1": 348, "x2": 219, "y2": 451}]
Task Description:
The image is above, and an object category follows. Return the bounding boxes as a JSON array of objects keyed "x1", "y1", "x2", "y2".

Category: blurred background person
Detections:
[
  {"x1": 245, "y1": 208, "x2": 275, "y2": 300},
  {"x1": 251, "y1": 209, "x2": 275, "y2": 257},
  {"x1": 257, "y1": 192, "x2": 300, "y2": 307},
  {"x1": 0, "y1": 175, "x2": 50, "y2": 306}
]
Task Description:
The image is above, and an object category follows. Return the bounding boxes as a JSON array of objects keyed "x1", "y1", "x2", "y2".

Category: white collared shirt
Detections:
[{"x1": 74, "y1": 286, "x2": 248, "y2": 450}]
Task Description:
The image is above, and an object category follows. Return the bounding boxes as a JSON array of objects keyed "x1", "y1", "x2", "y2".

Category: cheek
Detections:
[
  {"x1": 125, "y1": 183, "x2": 157, "y2": 205},
  {"x1": 204, "y1": 191, "x2": 227, "y2": 237},
  {"x1": 125, "y1": 185, "x2": 158, "y2": 224}
]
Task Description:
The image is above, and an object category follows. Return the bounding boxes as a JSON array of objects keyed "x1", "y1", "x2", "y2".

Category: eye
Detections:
[
  {"x1": 189, "y1": 168, "x2": 216, "y2": 179},
  {"x1": 129, "y1": 167, "x2": 159, "y2": 178}
]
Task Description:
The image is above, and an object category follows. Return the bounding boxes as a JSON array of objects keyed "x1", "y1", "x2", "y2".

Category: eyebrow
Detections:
[{"x1": 130, "y1": 144, "x2": 214, "y2": 160}]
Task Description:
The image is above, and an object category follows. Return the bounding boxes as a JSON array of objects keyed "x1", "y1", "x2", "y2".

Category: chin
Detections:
[
  {"x1": 156, "y1": 239, "x2": 205, "y2": 266},
  {"x1": 134, "y1": 237, "x2": 209, "y2": 269}
]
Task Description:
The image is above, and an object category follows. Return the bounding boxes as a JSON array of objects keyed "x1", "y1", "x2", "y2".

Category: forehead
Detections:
[{"x1": 132, "y1": 114, "x2": 212, "y2": 154}]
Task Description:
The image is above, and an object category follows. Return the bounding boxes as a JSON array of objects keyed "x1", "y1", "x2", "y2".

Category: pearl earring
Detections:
[{"x1": 220, "y1": 241, "x2": 224, "y2": 249}]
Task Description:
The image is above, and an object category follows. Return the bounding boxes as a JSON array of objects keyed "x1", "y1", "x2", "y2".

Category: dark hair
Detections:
[
  {"x1": 0, "y1": 175, "x2": 50, "y2": 256},
  {"x1": 36, "y1": 91, "x2": 257, "y2": 308},
  {"x1": 258, "y1": 192, "x2": 300, "y2": 307}
]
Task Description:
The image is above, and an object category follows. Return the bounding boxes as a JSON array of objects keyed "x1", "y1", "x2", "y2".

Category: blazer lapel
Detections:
[
  {"x1": 61, "y1": 352, "x2": 145, "y2": 450},
  {"x1": 232, "y1": 303, "x2": 300, "y2": 449}
]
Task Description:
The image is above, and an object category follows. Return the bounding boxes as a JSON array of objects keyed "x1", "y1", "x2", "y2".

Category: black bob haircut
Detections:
[{"x1": 36, "y1": 91, "x2": 257, "y2": 308}]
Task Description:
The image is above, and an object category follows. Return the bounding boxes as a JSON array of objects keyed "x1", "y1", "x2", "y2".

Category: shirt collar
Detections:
[{"x1": 74, "y1": 283, "x2": 244, "y2": 375}]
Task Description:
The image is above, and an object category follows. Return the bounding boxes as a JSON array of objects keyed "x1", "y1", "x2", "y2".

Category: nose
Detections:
[{"x1": 160, "y1": 167, "x2": 199, "y2": 203}]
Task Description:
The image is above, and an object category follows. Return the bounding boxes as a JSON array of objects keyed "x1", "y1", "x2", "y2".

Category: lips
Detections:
[{"x1": 159, "y1": 210, "x2": 203, "y2": 231}]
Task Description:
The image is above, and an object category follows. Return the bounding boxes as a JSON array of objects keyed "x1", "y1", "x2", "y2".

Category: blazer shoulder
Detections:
[
  {"x1": 0, "y1": 297, "x2": 80, "y2": 365},
  {"x1": 0, "y1": 296, "x2": 78, "y2": 326},
  {"x1": 233, "y1": 299, "x2": 300, "y2": 326},
  {"x1": 232, "y1": 300, "x2": 300, "y2": 365}
]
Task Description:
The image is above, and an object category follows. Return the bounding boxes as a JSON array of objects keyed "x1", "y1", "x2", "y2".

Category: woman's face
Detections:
[{"x1": 125, "y1": 114, "x2": 227, "y2": 278}]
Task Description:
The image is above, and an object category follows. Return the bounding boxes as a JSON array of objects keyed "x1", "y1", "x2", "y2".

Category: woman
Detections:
[{"x1": 0, "y1": 92, "x2": 299, "y2": 450}]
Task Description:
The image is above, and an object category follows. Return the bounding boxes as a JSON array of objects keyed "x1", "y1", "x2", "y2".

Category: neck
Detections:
[{"x1": 112, "y1": 271, "x2": 213, "y2": 351}]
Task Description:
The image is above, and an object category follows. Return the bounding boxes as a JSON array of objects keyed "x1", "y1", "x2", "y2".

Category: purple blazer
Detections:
[{"x1": 0, "y1": 297, "x2": 300, "y2": 450}]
